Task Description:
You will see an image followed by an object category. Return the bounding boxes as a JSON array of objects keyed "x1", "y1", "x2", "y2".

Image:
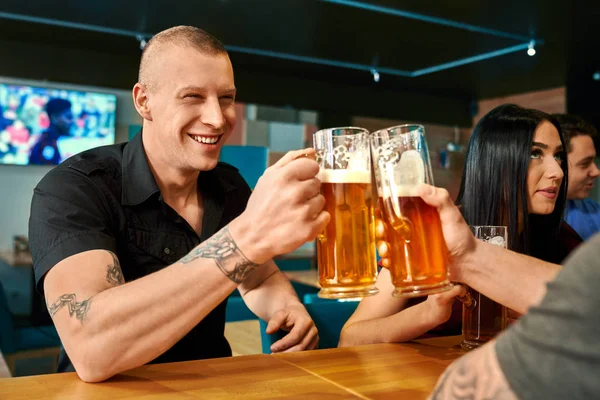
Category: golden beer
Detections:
[
  {"x1": 317, "y1": 169, "x2": 379, "y2": 298},
  {"x1": 377, "y1": 195, "x2": 451, "y2": 297},
  {"x1": 372, "y1": 124, "x2": 452, "y2": 297}
]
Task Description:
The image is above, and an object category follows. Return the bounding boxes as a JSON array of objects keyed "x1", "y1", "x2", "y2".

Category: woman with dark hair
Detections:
[
  {"x1": 339, "y1": 104, "x2": 582, "y2": 347},
  {"x1": 456, "y1": 103, "x2": 581, "y2": 263}
]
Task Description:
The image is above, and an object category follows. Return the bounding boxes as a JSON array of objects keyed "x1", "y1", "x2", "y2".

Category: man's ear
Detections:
[{"x1": 132, "y1": 83, "x2": 153, "y2": 121}]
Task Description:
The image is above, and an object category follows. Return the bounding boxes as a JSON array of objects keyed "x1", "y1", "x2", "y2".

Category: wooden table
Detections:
[
  {"x1": 0, "y1": 354, "x2": 360, "y2": 399},
  {"x1": 275, "y1": 338, "x2": 464, "y2": 400},
  {"x1": 0, "y1": 338, "x2": 464, "y2": 399},
  {"x1": 224, "y1": 320, "x2": 262, "y2": 356}
]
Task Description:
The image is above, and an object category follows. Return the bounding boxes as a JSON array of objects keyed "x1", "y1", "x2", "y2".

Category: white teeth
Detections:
[{"x1": 192, "y1": 135, "x2": 219, "y2": 144}]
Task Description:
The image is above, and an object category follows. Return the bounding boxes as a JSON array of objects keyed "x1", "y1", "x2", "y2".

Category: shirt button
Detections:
[{"x1": 164, "y1": 248, "x2": 171, "y2": 255}]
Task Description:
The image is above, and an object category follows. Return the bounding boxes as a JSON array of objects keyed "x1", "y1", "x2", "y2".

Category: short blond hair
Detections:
[{"x1": 138, "y1": 26, "x2": 227, "y2": 87}]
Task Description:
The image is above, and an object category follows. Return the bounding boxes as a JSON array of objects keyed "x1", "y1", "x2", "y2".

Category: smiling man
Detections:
[
  {"x1": 553, "y1": 114, "x2": 600, "y2": 240},
  {"x1": 28, "y1": 26, "x2": 328, "y2": 382}
]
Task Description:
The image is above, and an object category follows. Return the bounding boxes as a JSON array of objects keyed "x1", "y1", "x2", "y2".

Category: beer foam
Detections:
[
  {"x1": 382, "y1": 184, "x2": 421, "y2": 197},
  {"x1": 319, "y1": 169, "x2": 371, "y2": 183}
]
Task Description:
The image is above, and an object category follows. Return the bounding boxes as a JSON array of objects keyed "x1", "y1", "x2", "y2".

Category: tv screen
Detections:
[{"x1": 0, "y1": 84, "x2": 116, "y2": 165}]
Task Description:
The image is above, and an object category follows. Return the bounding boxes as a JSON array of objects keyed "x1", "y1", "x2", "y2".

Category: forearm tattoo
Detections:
[
  {"x1": 106, "y1": 252, "x2": 125, "y2": 286},
  {"x1": 47, "y1": 294, "x2": 93, "y2": 322},
  {"x1": 179, "y1": 225, "x2": 258, "y2": 283},
  {"x1": 430, "y1": 346, "x2": 516, "y2": 400}
]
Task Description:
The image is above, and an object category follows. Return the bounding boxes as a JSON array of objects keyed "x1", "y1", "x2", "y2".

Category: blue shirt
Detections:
[{"x1": 565, "y1": 199, "x2": 600, "y2": 241}]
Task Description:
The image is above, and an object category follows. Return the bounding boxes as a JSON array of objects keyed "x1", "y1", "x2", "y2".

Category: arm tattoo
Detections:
[
  {"x1": 179, "y1": 225, "x2": 258, "y2": 283},
  {"x1": 47, "y1": 294, "x2": 93, "y2": 322},
  {"x1": 106, "y1": 252, "x2": 125, "y2": 286},
  {"x1": 430, "y1": 345, "x2": 517, "y2": 400}
]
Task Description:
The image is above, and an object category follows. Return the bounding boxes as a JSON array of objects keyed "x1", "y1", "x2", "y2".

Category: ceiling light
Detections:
[
  {"x1": 136, "y1": 35, "x2": 147, "y2": 50},
  {"x1": 371, "y1": 68, "x2": 380, "y2": 83},
  {"x1": 593, "y1": 72, "x2": 600, "y2": 81},
  {"x1": 527, "y1": 40, "x2": 536, "y2": 56}
]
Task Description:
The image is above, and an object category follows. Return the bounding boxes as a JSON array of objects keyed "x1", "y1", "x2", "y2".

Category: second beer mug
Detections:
[
  {"x1": 371, "y1": 125, "x2": 453, "y2": 297},
  {"x1": 313, "y1": 127, "x2": 379, "y2": 299}
]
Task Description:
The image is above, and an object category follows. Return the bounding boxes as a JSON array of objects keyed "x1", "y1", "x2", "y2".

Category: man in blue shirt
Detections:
[{"x1": 553, "y1": 114, "x2": 600, "y2": 240}]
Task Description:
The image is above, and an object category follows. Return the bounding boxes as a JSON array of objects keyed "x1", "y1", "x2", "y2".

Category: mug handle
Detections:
[
  {"x1": 379, "y1": 164, "x2": 412, "y2": 239},
  {"x1": 456, "y1": 285, "x2": 476, "y2": 309}
]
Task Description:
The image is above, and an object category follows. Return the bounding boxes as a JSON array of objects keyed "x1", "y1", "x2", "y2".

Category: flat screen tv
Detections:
[{"x1": 0, "y1": 83, "x2": 116, "y2": 165}]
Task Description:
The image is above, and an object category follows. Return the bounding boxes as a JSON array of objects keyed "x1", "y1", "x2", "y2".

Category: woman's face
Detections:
[{"x1": 527, "y1": 121, "x2": 565, "y2": 215}]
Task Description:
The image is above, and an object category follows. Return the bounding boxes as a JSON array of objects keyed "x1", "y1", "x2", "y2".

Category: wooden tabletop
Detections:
[
  {"x1": 0, "y1": 250, "x2": 33, "y2": 267},
  {"x1": 275, "y1": 337, "x2": 464, "y2": 400},
  {"x1": 0, "y1": 354, "x2": 363, "y2": 399},
  {"x1": 0, "y1": 339, "x2": 464, "y2": 399},
  {"x1": 283, "y1": 269, "x2": 320, "y2": 288}
]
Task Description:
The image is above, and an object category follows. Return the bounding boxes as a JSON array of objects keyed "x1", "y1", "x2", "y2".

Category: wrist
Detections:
[
  {"x1": 452, "y1": 239, "x2": 480, "y2": 285},
  {"x1": 228, "y1": 215, "x2": 270, "y2": 265},
  {"x1": 282, "y1": 298, "x2": 304, "y2": 309},
  {"x1": 422, "y1": 300, "x2": 445, "y2": 330},
  {"x1": 270, "y1": 275, "x2": 304, "y2": 312}
]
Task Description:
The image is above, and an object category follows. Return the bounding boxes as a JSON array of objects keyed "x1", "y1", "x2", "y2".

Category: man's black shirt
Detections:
[{"x1": 29, "y1": 132, "x2": 252, "y2": 372}]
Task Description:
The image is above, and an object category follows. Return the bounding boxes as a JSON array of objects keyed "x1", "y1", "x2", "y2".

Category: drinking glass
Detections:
[{"x1": 313, "y1": 127, "x2": 379, "y2": 299}]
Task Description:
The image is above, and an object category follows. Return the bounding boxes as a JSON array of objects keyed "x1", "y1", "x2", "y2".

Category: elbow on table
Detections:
[
  {"x1": 74, "y1": 362, "x2": 114, "y2": 383},
  {"x1": 71, "y1": 345, "x2": 120, "y2": 383},
  {"x1": 76, "y1": 368, "x2": 113, "y2": 383},
  {"x1": 337, "y1": 325, "x2": 356, "y2": 348}
]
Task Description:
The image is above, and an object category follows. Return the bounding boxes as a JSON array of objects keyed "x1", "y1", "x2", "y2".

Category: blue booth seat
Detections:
[{"x1": 0, "y1": 281, "x2": 62, "y2": 376}]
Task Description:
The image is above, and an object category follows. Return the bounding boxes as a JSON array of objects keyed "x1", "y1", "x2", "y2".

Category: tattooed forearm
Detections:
[
  {"x1": 429, "y1": 343, "x2": 517, "y2": 400},
  {"x1": 106, "y1": 252, "x2": 125, "y2": 286},
  {"x1": 179, "y1": 225, "x2": 258, "y2": 283},
  {"x1": 47, "y1": 294, "x2": 93, "y2": 322}
]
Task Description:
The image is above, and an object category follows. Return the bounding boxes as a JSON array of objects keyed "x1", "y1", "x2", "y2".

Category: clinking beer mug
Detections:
[
  {"x1": 313, "y1": 127, "x2": 379, "y2": 299},
  {"x1": 371, "y1": 124, "x2": 453, "y2": 297}
]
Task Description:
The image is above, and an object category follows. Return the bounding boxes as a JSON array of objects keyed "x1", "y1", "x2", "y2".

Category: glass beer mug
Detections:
[
  {"x1": 313, "y1": 127, "x2": 379, "y2": 299},
  {"x1": 371, "y1": 124, "x2": 453, "y2": 297}
]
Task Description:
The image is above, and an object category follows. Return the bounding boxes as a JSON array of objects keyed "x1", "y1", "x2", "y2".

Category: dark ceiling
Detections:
[{"x1": 1, "y1": 0, "x2": 599, "y2": 125}]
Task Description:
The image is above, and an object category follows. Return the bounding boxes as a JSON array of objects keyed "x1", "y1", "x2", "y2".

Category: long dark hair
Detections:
[{"x1": 456, "y1": 104, "x2": 568, "y2": 261}]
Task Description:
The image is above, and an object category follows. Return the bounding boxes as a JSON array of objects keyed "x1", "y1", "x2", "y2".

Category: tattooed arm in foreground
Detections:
[{"x1": 429, "y1": 341, "x2": 517, "y2": 400}]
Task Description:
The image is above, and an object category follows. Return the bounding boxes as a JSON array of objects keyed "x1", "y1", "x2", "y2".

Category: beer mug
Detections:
[
  {"x1": 313, "y1": 127, "x2": 379, "y2": 299},
  {"x1": 371, "y1": 124, "x2": 453, "y2": 297},
  {"x1": 461, "y1": 226, "x2": 508, "y2": 350}
]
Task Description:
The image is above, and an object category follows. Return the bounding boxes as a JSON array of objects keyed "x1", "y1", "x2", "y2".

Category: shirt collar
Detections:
[{"x1": 121, "y1": 131, "x2": 160, "y2": 206}]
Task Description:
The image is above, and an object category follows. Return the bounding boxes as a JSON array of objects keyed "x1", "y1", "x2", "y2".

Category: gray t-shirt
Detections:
[{"x1": 495, "y1": 234, "x2": 600, "y2": 399}]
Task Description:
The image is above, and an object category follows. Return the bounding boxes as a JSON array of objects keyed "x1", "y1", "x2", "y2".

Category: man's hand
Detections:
[
  {"x1": 230, "y1": 148, "x2": 330, "y2": 265},
  {"x1": 417, "y1": 184, "x2": 477, "y2": 282},
  {"x1": 376, "y1": 184, "x2": 476, "y2": 282},
  {"x1": 265, "y1": 304, "x2": 319, "y2": 353}
]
